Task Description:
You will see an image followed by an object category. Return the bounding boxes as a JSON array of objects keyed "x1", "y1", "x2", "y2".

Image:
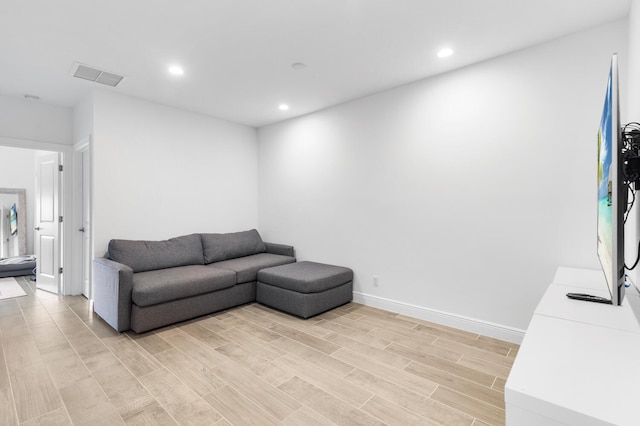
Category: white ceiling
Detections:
[{"x1": 0, "y1": 0, "x2": 631, "y2": 128}]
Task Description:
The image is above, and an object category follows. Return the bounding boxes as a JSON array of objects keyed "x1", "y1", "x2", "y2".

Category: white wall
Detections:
[
  {"x1": 629, "y1": 2, "x2": 640, "y2": 120},
  {"x1": 92, "y1": 90, "x2": 259, "y2": 255},
  {"x1": 0, "y1": 94, "x2": 72, "y2": 145},
  {"x1": 73, "y1": 94, "x2": 93, "y2": 144},
  {"x1": 258, "y1": 21, "x2": 628, "y2": 338},
  {"x1": 623, "y1": 1, "x2": 640, "y2": 312}
]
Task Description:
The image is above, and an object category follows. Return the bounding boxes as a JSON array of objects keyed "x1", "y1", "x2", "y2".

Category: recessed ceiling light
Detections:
[
  {"x1": 437, "y1": 48, "x2": 454, "y2": 58},
  {"x1": 168, "y1": 65, "x2": 184, "y2": 76},
  {"x1": 279, "y1": 104, "x2": 289, "y2": 111}
]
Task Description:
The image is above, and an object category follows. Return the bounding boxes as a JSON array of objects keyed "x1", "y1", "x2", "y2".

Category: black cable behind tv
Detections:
[{"x1": 571, "y1": 122, "x2": 640, "y2": 306}]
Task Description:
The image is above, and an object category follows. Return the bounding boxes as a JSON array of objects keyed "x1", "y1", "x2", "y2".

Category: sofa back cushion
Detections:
[
  {"x1": 109, "y1": 234, "x2": 204, "y2": 272},
  {"x1": 201, "y1": 229, "x2": 266, "y2": 264}
]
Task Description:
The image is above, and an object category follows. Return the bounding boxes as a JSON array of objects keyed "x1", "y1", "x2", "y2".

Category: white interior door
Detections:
[
  {"x1": 81, "y1": 148, "x2": 91, "y2": 298},
  {"x1": 35, "y1": 152, "x2": 61, "y2": 294}
]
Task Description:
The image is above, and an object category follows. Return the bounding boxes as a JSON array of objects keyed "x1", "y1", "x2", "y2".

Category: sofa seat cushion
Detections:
[
  {"x1": 210, "y1": 253, "x2": 295, "y2": 284},
  {"x1": 201, "y1": 229, "x2": 266, "y2": 264},
  {"x1": 109, "y1": 234, "x2": 204, "y2": 273},
  {"x1": 132, "y1": 265, "x2": 236, "y2": 307}
]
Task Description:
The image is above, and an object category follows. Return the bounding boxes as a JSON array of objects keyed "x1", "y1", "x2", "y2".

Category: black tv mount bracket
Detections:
[{"x1": 622, "y1": 123, "x2": 640, "y2": 188}]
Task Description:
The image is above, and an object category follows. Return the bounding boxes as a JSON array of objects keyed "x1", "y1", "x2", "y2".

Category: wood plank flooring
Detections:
[{"x1": 0, "y1": 277, "x2": 518, "y2": 425}]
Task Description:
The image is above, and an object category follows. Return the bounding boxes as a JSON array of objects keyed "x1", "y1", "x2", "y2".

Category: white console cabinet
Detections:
[{"x1": 505, "y1": 267, "x2": 640, "y2": 425}]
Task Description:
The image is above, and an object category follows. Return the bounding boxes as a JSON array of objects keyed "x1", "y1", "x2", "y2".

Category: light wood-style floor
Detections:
[{"x1": 0, "y1": 276, "x2": 518, "y2": 425}]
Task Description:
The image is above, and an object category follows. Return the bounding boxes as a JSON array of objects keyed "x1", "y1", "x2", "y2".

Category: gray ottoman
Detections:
[
  {"x1": 0, "y1": 256, "x2": 36, "y2": 278},
  {"x1": 257, "y1": 261, "x2": 353, "y2": 318}
]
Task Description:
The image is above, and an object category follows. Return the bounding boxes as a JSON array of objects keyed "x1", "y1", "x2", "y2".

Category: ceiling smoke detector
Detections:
[{"x1": 71, "y1": 62, "x2": 125, "y2": 87}]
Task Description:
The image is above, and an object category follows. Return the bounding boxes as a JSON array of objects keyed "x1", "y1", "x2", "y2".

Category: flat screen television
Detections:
[
  {"x1": 9, "y1": 203, "x2": 18, "y2": 236},
  {"x1": 597, "y1": 53, "x2": 625, "y2": 306}
]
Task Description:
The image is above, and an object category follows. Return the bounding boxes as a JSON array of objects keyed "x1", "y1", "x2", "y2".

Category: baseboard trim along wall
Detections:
[{"x1": 352, "y1": 291, "x2": 525, "y2": 344}]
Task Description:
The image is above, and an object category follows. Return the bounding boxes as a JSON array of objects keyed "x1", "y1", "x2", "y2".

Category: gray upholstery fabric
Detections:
[
  {"x1": 93, "y1": 257, "x2": 134, "y2": 332},
  {"x1": 257, "y1": 281, "x2": 352, "y2": 319},
  {"x1": 0, "y1": 260, "x2": 36, "y2": 277},
  {"x1": 109, "y1": 234, "x2": 204, "y2": 273},
  {"x1": 210, "y1": 253, "x2": 295, "y2": 284},
  {"x1": 201, "y1": 229, "x2": 266, "y2": 264},
  {"x1": 132, "y1": 265, "x2": 236, "y2": 307},
  {"x1": 264, "y1": 242, "x2": 295, "y2": 257},
  {"x1": 130, "y1": 282, "x2": 256, "y2": 333},
  {"x1": 258, "y1": 261, "x2": 353, "y2": 293}
]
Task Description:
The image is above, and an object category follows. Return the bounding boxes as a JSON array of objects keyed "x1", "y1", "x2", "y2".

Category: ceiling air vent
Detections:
[{"x1": 71, "y1": 62, "x2": 124, "y2": 87}]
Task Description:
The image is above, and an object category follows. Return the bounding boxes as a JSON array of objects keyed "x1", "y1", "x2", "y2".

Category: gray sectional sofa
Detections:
[{"x1": 93, "y1": 229, "x2": 295, "y2": 333}]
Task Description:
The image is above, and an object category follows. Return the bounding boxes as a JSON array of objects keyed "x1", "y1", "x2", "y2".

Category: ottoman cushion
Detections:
[{"x1": 257, "y1": 261, "x2": 353, "y2": 293}]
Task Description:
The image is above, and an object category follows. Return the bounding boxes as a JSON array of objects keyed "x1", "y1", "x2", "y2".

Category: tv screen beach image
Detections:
[{"x1": 597, "y1": 68, "x2": 614, "y2": 288}]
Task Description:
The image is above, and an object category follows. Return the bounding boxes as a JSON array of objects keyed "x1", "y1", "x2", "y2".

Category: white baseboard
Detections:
[{"x1": 352, "y1": 291, "x2": 525, "y2": 344}]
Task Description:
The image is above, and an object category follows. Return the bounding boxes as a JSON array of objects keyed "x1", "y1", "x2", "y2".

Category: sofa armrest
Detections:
[
  {"x1": 264, "y1": 242, "x2": 295, "y2": 258},
  {"x1": 93, "y1": 257, "x2": 134, "y2": 332}
]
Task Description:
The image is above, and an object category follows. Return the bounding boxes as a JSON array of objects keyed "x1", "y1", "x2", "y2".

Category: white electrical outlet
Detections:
[{"x1": 373, "y1": 275, "x2": 379, "y2": 287}]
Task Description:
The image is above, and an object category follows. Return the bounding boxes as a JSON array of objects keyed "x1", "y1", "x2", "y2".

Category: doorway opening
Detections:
[{"x1": 0, "y1": 140, "x2": 88, "y2": 297}]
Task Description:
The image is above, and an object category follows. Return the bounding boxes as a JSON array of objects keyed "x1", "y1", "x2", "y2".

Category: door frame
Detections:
[
  {"x1": 72, "y1": 137, "x2": 92, "y2": 299},
  {"x1": 0, "y1": 136, "x2": 77, "y2": 295}
]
